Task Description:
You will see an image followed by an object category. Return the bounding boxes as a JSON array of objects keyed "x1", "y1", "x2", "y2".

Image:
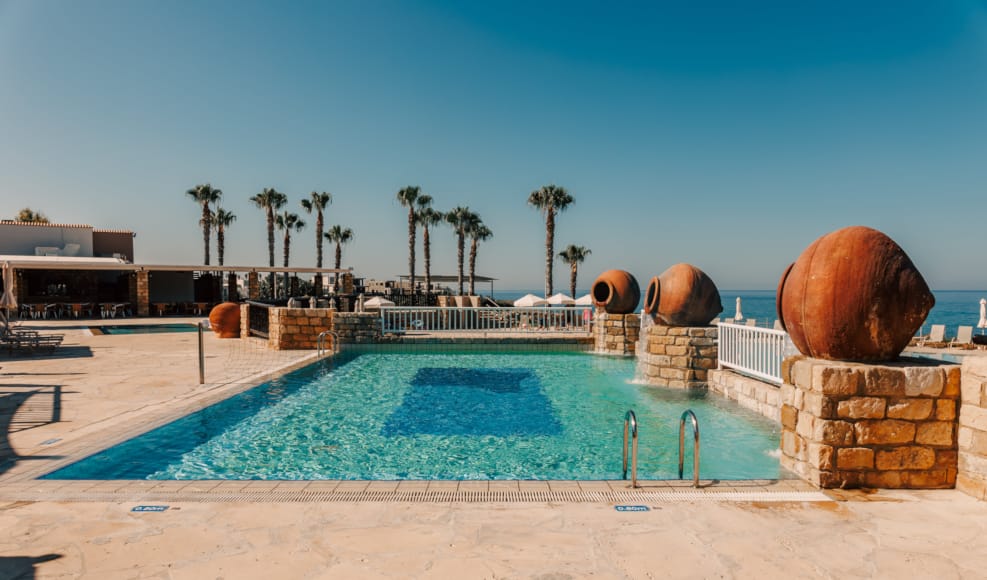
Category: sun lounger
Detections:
[
  {"x1": 1, "y1": 326, "x2": 64, "y2": 353},
  {"x1": 950, "y1": 326, "x2": 974, "y2": 349},
  {"x1": 918, "y1": 324, "x2": 946, "y2": 346},
  {"x1": 745, "y1": 319, "x2": 757, "y2": 327}
]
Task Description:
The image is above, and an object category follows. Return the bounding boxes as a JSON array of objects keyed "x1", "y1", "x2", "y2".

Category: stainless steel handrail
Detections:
[
  {"x1": 622, "y1": 410, "x2": 639, "y2": 488},
  {"x1": 317, "y1": 330, "x2": 340, "y2": 357},
  {"x1": 678, "y1": 409, "x2": 700, "y2": 487}
]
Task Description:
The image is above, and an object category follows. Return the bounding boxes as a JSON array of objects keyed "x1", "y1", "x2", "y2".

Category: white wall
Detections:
[{"x1": 0, "y1": 224, "x2": 94, "y2": 256}]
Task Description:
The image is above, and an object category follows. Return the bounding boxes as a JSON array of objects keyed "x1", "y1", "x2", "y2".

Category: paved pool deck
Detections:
[{"x1": 2, "y1": 318, "x2": 987, "y2": 578}]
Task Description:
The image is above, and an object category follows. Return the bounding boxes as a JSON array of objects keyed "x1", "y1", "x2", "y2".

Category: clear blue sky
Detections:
[{"x1": 1, "y1": 1, "x2": 985, "y2": 291}]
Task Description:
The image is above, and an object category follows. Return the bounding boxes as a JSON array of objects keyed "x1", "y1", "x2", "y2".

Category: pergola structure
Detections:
[{"x1": 397, "y1": 274, "x2": 497, "y2": 296}]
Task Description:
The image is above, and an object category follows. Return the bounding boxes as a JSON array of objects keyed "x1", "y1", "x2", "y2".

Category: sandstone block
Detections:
[
  {"x1": 876, "y1": 446, "x2": 936, "y2": 470},
  {"x1": 781, "y1": 355, "x2": 806, "y2": 386},
  {"x1": 819, "y1": 470, "x2": 861, "y2": 489},
  {"x1": 960, "y1": 404, "x2": 987, "y2": 432},
  {"x1": 956, "y1": 473, "x2": 987, "y2": 501},
  {"x1": 935, "y1": 400, "x2": 956, "y2": 421},
  {"x1": 781, "y1": 430, "x2": 801, "y2": 457},
  {"x1": 904, "y1": 469, "x2": 954, "y2": 488},
  {"x1": 943, "y1": 366, "x2": 962, "y2": 398},
  {"x1": 862, "y1": 471, "x2": 903, "y2": 488},
  {"x1": 808, "y1": 443, "x2": 835, "y2": 471},
  {"x1": 837, "y1": 397, "x2": 886, "y2": 419},
  {"x1": 813, "y1": 419, "x2": 855, "y2": 446},
  {"x1": 791, "y1": 359, "x2": 814, "y2": 390},
  {"x1": 934, "y1": 449, "x2": 958, "y2": 469},
  {"x1": 886, "y1": 399, "x2": 933, "y2": 420},
  {"x1": 804, "y1": 392, "x2": 838, "y2": 419},
  {"x1": 864, "y1": 367, "x2": 906, "y2": 397},
  {"x1": 836, "y1": 447, "x2": 874, "y2": 470},
  {"x1": 813, "y1": 366, "x2": 862, "y2": 396},
  {"x1": 855, "y1": 420, "x2": 915, "y2": 445},
  {"x1": 781, "y1": 405, "x2": 799, "y2": 429},
  {"x1": 648, "y1": 325, "x2": 668, "y2": 336},
  {"x1": 666, "y1": 345, "x2": 688, "y2": 356},
  {"x1": 903, "y1": 367, "x2": 944, "y2": 397},
  {"x1": 915, "y1": 422, "x2": 954, "y2": 447}
]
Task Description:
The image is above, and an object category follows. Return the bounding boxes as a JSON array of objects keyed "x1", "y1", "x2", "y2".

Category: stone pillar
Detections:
[
  {"x1": 239, "y1": 304, "x2": 250, "y2": 339},
  {"x1": 247, "y1": 272, "x2": 260, "y2": 301},
  {"x1": 340, "y1": 273, "x2": 354, "y2": 295},
  {"x1": 958, "y1": 358, "x2": 987, "y2": 500},
  {"x1": 128, "y1": 271, "x2": 138, "y2": 310},
  {"x1": 780, "y1": 357, "x2": 960, "y2": 489},
  {"x1": 289, "y1": 275, "x2": 299, "y2": 297},
  {"x1": 592, "y1": 311, "x2": 640, "y2": 356},
  {"x1": 227, "y1": 273, "x2": 238, "y2": 302},
  {"x1": 638, "y1": 324, "x2": 717, "y2": 389},
  {"x1": 136, "y1": 271, "x2": 150, "y2": 317}
]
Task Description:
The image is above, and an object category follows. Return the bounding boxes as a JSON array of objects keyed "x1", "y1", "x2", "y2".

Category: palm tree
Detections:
[
  {"x1": 527, "y1": 184, "x2": 574, "y2": 297},
  {"x1": 396, "y1": 186, "x2": 421, "y2": 293},
  {"x1": 445, "y1": 206, "x2": 479, "y2": 296},
  {"x1": 558, "y1": 244, "x2": 591, "y2": 299},
  {"x1": 415, "y1": 195, "x2": 443, "y2": 294},
  {"x1": 325, "y1": 225, "x2": 354, "y2": 293},
  {"x1": 275, "y1": 211, "x2": 305, "y2": 297},
  {"x1": 15, "y1": 208, "x2": 49, "y2": 223},
  {"x1": 467, "y1": 221, "x2": 492, "y2": 296},
  {"x1": 212, "y1": 208, "x2": 236, "y2": 267},
  {"x1": 250, "y1": 188, "x2": 287, "y2": 297},
  {"x1": 301, "y1": 191, "x2": 333, "y2": 296},
  {"x1": 186, "y1": 183, "x2": 223, "y2": 265}
]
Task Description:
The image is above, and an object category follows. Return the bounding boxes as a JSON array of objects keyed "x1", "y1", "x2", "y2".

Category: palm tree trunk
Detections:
[
  {"x1": 468, "y1": 238, "x2": 478, "y2": 296},
  {"x1": 570, "y1": 264, "x2": 577, "y2": 299},
  {"x1": 456, "y1": 230, "x2": 465, "y2": 296},
  {"x1": 217, "y1": 227, "x2": 225, "y2": 267},
  {"x1": 266, "y1": 208, "x2": 275, "y2": 298},
  {"x1": 201, "y1": 204, "x2": 211, "y2": 266},
  {"x1": 314, "y1": 211, "x2": 324, "y2": 297},
  {"x1": 407, "y1": 208, "x2": 416, "y2": 294},
  {"x1": 283, "y1": 233, "x2": 290, "y2": 298},
  {"x1": 423, "y1": 226, "x2": 432, "y2": 294},
  {"x1": 545, "y1": 209, "x2": 555, "y2": 297},
  {"x1": 334, "y1": 243, "x2": 342, "y2": 293}
]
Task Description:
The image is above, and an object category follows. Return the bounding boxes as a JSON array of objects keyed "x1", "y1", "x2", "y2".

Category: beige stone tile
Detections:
[
  {"x1": 427, "y1": 481, "x2": 460, "y2": 492},
  {"x1": 302, "y1": 480, "x2": 342, "y2": 492},
  {"x1": 457, "y1": 481, "x2": 489, "y2": 492},
  {"x1": 547, "y1": 480, "x2": 581, "y2": 491},
  {"x1": 517, "y1": 481, "x2": 551, "y2": 491},
  {"x1": 365, "y1": 481, "x2": 399, "y2": 492},
  {"x1": 334, "y1": 481, "x2": 370, "y2": 492},
  {"x1": 488, "y1": 481, "x2": 520, "y2": 492}
]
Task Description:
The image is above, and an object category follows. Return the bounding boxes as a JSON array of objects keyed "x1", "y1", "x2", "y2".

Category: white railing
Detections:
[
  {"x1": 717, "y1": 322, "x2": 798, "y2": 385},
  {"x1": 380, "y1": 306, "x2": 593, "y2": 334}
]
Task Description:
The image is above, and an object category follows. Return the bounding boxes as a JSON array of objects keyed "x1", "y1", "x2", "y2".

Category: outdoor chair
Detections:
[
  {"x1": 950, "y1": 326, "x2": 974, "y2": 349},
  {"x1": 918, "y1": 324, "x2": 946, "y2": 346},
  {"x1": 773, "y1": 319, "x2": 783, "y2": 330}
]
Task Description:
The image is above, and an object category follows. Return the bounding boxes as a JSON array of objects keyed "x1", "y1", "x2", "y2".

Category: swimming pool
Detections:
[
  {"x1": 92, "y1": 324, "x2": 198, "y2": 335},
  {"x1": 44, "y1": 348, "x2": 784, "y2": 481}
]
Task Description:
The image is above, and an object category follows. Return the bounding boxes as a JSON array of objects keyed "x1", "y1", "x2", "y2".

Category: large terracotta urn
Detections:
[
  {"x1": 644, "y1": 263, "x2": 722, "y2": 326},
  {"x1": 591, "y1": 270, "x2": 640, "y2": 314},
  {"x1": 209, "y1": 302, "x2": 241, "y2": 339},
  {"x1": 776, "y1": 226, "x2": 934, "y2": 362}
]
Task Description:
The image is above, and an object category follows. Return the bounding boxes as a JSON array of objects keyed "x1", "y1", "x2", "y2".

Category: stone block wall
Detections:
[
  {"x1": 707, "y1": 368, "x2": 780, "y2": 421},
  {"x1": 333, "y1": 312, "x2": 382, "y2": 343},
  {"x1": 637, "y1": 324, "x2": 717, "y2": 389},
  {"x1": 136, "y1": 270, "x2": 150, "y2": 317},
  {"x1": 247, "y1": 272, "x2": 259, "y2": 301},
  {"x1": 780, "y1": 356, "x2": 960, "y2": 489},
  {"x1": 958, "y1": 357, "x2": 987, "y2": 500},
  {"x1": 593, "y1": 312, "x2": 639, "y2": 356},
  {"x1": 268, "y1": 307, "x2": 333, "y2": 350}
]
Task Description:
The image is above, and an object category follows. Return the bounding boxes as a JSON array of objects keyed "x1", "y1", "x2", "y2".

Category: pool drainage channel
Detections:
[{"x1": 0, "y1": 486, "x2": 830, "y2": 504}]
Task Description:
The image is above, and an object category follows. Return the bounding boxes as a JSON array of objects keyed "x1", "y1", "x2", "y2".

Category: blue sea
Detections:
[{"x1": 496, "y1": 289, "x2": 987, "y2": 340}]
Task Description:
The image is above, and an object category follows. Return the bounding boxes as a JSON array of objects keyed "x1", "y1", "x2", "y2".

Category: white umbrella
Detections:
[
  {"x1": 734, "y1": 296, "x2": 743, "y2": 321},
  {"x1": 1, "y1": 261, "x2": 16, "y2": 331},
  {"x1": 513, "y1": 293, "x2": 548, "y2": 307},
  {"x1": 574, "y1": 294, "x2": 593, "y2": 306},
  {"x1": 546, "y1": 292, "x2": 575, "y2": 306},
  {"x1": 364, "y1": 296, "x2": 395, "y2": 309},
  {"x1": 978, "y1": 298, "x2": 986, "y2": 334}
]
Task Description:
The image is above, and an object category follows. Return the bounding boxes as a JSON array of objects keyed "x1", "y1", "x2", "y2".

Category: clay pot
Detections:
[
  {"x1": 208, "y1": 302, "x2": 241, "y2": 339},
  {"x1": 644, "y1": 263, "x2": 722, "y2": 326},
  {"x1": 776, "y1": 226, "x2": 934, "y2": 362},
  {"x1": 591, "y1": 270, "x2": 640, "y2": 314}
]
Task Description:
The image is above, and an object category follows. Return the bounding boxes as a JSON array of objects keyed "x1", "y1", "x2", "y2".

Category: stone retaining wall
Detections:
[
  {"x1": 780, "y1": 356, "x2": 960, "y2": 489},
  {"x1": 333, "y1": 312, "x2": 382, "y2": 343},
  {"x1": 707, "y1": 369, "x2": 781, "y2": 421},
  {"x1": 593, "y1": 312, "x2": 639, "y2": 356},
  {"x1": 637, "y1": 324, "x2": 717, "y2": 389},
  {"x1": 958, "y1": 357, "x2": 987, "y2": 500},
  {"x1": 269, "y1": 307, "x2": 333, "y2": 350}
]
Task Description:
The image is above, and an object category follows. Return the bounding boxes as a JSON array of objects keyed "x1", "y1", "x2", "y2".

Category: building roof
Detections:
[
  {"x1": 397, "y1": 274, "x2": 497, "y2": 282},
  {"x1": 0, "y1": 220, "x2": 93, "y2": 229}
]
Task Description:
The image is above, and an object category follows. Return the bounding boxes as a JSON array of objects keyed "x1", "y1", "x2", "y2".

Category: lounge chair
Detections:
[
  {"x1": 950, "y1": 326, "x2": 974, "y2": 349},
  {"x1": 918, "y1": 324, "x2": 946, "y2": 346},
  {"x1": 773, "y1": 319, "x2": 783, "y2": 330},
  {"x1": 1, "y1": 325, "x2": 63, "y2": 353},
  {"x1": 745, "y1": 319, "x2": 757, "y2": 327}
]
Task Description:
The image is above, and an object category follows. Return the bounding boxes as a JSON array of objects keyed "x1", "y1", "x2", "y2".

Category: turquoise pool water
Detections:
[
  {"x1": 95, "y1": 324, "x2": 198, "y2": 335},
  {"x1": 44, "y1": 348, "x2": 784, "y2": 481}
]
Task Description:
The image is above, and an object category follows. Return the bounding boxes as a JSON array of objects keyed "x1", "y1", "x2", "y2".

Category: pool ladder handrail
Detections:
[
  {"x1": 622, "y1": 410, "x2": 638, "y2": 488},
  {"x1": 678, "y1": 409, "x2": 701, "y2": 488},
  {"x1": 317, "y1": 330, "x2": 340, "y2": 357}
]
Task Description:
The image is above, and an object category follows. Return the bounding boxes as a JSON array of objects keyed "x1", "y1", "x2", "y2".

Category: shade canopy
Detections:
[
  {"x1": 547, "y1": 292, "x2": 575, "y2": 306},
  {"x1": 0, "y1": 261, "x2": 15, "y2": 310},
  {"x1": 978, "y1": 298, "x2": 986, "y2": 329},
  {"x1": 513, "y1": 293, "x2": 548, "y2": 307},
  {"x1": 364, "y1": 296, "x2": 396, "y2": 308},
  {"x1": 734, "y1": 296, "x2": 743, "y2": 320},
  {"x1": 574, "y1": 294, "x2": 593, "y2": 306}
]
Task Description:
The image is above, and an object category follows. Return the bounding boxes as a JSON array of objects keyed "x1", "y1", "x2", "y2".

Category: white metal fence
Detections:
[
  {"x1": 717, "y1": 321, "x2": 798, "y2": 385},
  {"x1": 380, "y1": 306, "x2": 593, "y2": 334}
]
